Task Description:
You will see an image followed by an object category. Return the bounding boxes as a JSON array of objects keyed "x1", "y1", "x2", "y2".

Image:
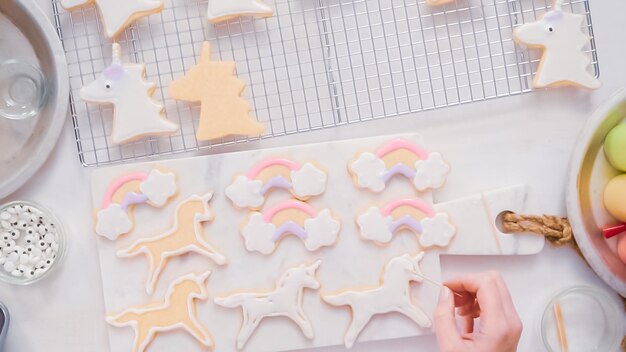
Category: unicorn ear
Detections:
[
  {"x1": 200, "y1": 42, "x2": 212, "y2": 64},
  {"x1": 198, "y1": 271, "x2": 211, "y2": 283},
  {"x1": 307, "y1": 259, "x2": 322, "y2": 273},
  {"x1": 553, "y1": 0, "x2": 563, "y2": 10},
  {"x1": 201, "y1": 191, "x2": 214, "y2": 204}
]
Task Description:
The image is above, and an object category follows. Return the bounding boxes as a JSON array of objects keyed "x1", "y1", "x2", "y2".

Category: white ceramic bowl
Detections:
[
  {"x1": 566, "y1": 88, "x2": 626, "y2": 296},
  {"x1": 0, "y1": 0, "x2": 69, "y2": 199}
]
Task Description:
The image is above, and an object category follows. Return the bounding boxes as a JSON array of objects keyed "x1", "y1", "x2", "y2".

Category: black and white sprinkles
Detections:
[{"x1": 0, "y1": 203, "x2": 60, "y2": 280}]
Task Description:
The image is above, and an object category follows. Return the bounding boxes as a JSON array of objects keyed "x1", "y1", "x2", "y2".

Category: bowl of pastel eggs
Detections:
[
  {"x1": 567, "y1": 88, "x2": 626, "y2": 297},
  {"x1": 0, "y1": 201, "x2": 65, "y2": 285}
]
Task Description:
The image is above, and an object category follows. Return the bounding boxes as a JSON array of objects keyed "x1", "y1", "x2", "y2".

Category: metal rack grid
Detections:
[{"x1": 51, "y1": 0, "x2": 598, "y2": 166}]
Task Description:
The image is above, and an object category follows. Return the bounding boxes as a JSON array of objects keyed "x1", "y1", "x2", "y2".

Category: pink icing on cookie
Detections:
[
  {"x1": 246, "y1": 159, "x2": 301, "y2": 179},
  {"x1": 380, "y1": 198, "x2": 435, "y2": 217},
  {"x1": 101, "y1": 172, "x2": 149, "y2": 208},
  {"x1": 374, "y1": 139, "x2": 429, "y2": 159},
  {"x1": 262, "y1": 200, "x2": 318, "y2": 223}
]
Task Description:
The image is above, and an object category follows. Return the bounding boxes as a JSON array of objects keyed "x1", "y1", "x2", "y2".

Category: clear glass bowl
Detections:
[
  {"x1": 541, "y1": 285, "x2": 623, "y2": 352},
  {"x1": 0, "y1": 201, "x2": 66, "y2": 285}
]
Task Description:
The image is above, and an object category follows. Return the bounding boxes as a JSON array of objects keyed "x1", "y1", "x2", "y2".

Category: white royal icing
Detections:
[
  {"x1": 413, "y1": 152, "x2": 450, "y2": 191},
  {"x1": 106, "y1": 272, "x2": 213, "y2": 351},
  {"x1": 80, "y1": 43, "x2": 179, "y2": 144},
  {"x1": 420, "y1": 212, "x2": 456, "y2": 248},
  {"x1": 96, "y1": 204, "x2": 133, "y2": 241},
  {"x1": 59, "y1": 0, "x2": 163, "y2": 38},
  {"x1": 206, "y1": 0, "x2": 273, "y2": 23},
  {"x1": 214, "y1": 260, "x2": 321, "y2": 349},
  {"x1": 241, "y1": 212, "x2": 276, "y2": 255},
  {"x1": 303, "y1": 209, "x2": 341, "y2": 251},
  {"x1": 513, "y1": 7, "x2": 600, "y2": 89},
  {"x1": 290, "y1": 163, "x2": 328, "y2": 198},
  {"x1": 117, "y1": 193, "x2": 227, "y2": 294},
  {"x1": 322, "y1": 253, "x2": 431, "y2": 349},
  {"x1": 350, "y1": 152, "x2": 387, "y2": 192},
  {"x1": 139, "y1": 169, "x2": 177, "y2": 207},
  {"x1": 225, "y1": 175, "x2": 264, "y2": 209},
  {"x1": 356, "y1": 207, "x2": 394, "y2": 243}
]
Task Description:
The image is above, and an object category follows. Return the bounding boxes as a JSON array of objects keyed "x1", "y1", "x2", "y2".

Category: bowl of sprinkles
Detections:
[{"x1": 0, "y1": 201, "x2": 65, "y2": 285}]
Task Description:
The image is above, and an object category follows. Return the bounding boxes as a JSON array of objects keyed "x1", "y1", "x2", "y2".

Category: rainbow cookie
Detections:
[
  {"x1": 107, "y1": 272, "x2": 213, "y2": 352},
  {"x1": 240, "y1": 200, "x2": 340, "y2": 254},
  {"x1": 357, "y1": 198, "x2": 456, "y2": 248},
  {"x1": 117, "y1": 193, "x2": 226, "y2": 294},
  {"x1": 322, "y1": 253, "x2": 431, "y2": 349},
  {"x1": 349, "y1": 139, "x2": 450, "y2": 193},
  {"x1": 225, "y1": 158, "x2": 327, "y2": 209},
  {"x1": 95, "y1": 169, "x2": 177, "y2": 240},
  {"x1": 214, "y1": 260, "x2": 321, "y2": 349}
]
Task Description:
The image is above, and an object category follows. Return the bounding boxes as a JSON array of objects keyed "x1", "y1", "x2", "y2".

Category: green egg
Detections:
[{"x1": 604, "y1": 123, "x2": 626, "y2": 172}]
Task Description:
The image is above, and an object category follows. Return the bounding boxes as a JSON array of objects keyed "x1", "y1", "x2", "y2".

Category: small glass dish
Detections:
[
  {"x1": 0, "y1": 60, "x2": 47, "y2": 120},
  {"x1": 0, "y1": 201, "x2": 66, "y2": 285},
  {"x1": 540, "y1": 285, "x2": 623, "y2": 352}
]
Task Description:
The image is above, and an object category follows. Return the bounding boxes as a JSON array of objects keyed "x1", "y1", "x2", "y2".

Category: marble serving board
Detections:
[{"x1": 91, "y1": 133, "x2": 544, "y2": 352}]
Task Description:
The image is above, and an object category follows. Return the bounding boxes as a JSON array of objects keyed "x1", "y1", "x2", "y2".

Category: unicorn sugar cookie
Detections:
[
  {"x1": 95, "y1": 169, "x2": 177, "y2": 240},
  {"x1": 357, "y1": 198, "x2": 456, "y2": 248},
  {"x1": 323, "y1": 253, "x2": 431, "y2": 349},
  {"x1": 240, "y1": 200, "x2": 340, "y2": 254},
  {"x1": 207, "y1": 0, "x2": 274, "y2": 23},
  {"x1": 225, "y1": 158, "x2": 327, "y2": 209},
  {"x1": 349, "y1": 139, "x2": 450, "y2": 193},
  {"x1": 214, "y1": 260, "x2": 321, "y2": 349},
  {"x1": 117, "y1": 193, "x2": 226, "y2": 294},
  {"x1": 513, "y1": 0, "x2": 600, "y2": 89},
  {"x1": 59, "y1": 0, "x2": 163, "y2": 38},
  {"x1": 169, "y1": 42, "x2": 265, "y2": 141},
  {"x1": 80, "y1": 43, "x2": 179, "y2": 144},
  {"x1": 107, "y1": 272, "x2": 213, "y2": 352}
]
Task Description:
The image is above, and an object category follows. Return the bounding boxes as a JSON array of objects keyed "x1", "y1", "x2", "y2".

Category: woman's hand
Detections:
[{"x1": 433, "y1": 271, "x2": 523, "y2": 352}]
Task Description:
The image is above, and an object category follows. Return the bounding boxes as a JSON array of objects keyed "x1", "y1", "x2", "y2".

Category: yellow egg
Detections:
[{"x1": 604, "y1": 175, "x2": 626, "y2": 222}]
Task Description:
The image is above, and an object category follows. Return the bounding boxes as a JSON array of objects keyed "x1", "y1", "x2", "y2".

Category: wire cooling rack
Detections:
[{"x1": 51, "y1": 0, "x2": 598, "y2": 166}]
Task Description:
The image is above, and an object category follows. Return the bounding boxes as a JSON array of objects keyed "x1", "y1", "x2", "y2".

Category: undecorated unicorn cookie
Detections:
[
  {"x1": 117, "y1": 192, "x2": 226, "y2": 294},
  {"x1": 214, "y1": 260, "x2": 321, "y2": 349},
  {"x1": 95, "y1": 168, "x2": 177, "y2": 240},
  {"x1": 512, "y1": 0, "x2": 600, "y2": 89},
  {"x1": 225, "y1": 158, "x2": 327, "y2": 209},
  {"x1": 349, "y1": 139, "x2": 450, "y2": 193},
  {"x1": 322, "y1": 253, "x2": 431, "y2": 349},
  {"x1": 81, "y1": 43, "x2": 179, "y2": 144},
  {"x1": 59, "y1": 0, "x2": 163, "y2": 38},
  {"x1": 169, "y1": 42, "x2": 265, "y2": 141},
  {"x1": 107, "y1": 272, "x2": 213, "y2": 352},
  {"x1": 206, "y1": 0, "x2": 274, "y2": 23},
  {"x1": 357, "y1": 198, "x2": 456, "y2": 248},
  {"x1": 240, "y1": 200, "x2": 340, "y2": 254}
]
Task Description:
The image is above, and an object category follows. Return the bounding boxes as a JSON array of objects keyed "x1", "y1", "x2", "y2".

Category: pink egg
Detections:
[{"x1": 618, "y1": 235, "x2": 626, "y2": 265}]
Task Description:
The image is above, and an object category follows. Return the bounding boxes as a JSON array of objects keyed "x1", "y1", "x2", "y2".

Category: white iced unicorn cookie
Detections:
[
  {"x1": 59, "y1": 0, "x2": 163, "y2": 38},
  {"x1": 117, "y1": 193, "x2": 227, "y2": 294},
  {"x1": 81, "y1": 43, "x2": 179, "y2": 144},
  {"x1": 513, "y1": 0, "x2": 600, "y2": 89},
  {"x1": 225, "y1": 158, "x2": 327, "y2": 209},
  {"x1": 107, "y1": 272, "x2": 213, "y2": 352},
  {"x1": 206, "y1": 0, "x2": 273, "y2": 23},
  {"x1": 214, "y1": 260, "x2": 321, "y2": 349},
  {"x1": 240, "y1": 200, "x2": 340, "y2": 254},
  {"x1": 357, "y1": 198, "x2": 456, "y2": 248},
  {"x1": 95, "y1": 169, "x2": 177, "y2": 240},
  {"x1": 323, "y1": 253, "x2": 431, "y2": 349},
  {"x1": 349, "y1": 139, "x2": 450, "y2": 193}
]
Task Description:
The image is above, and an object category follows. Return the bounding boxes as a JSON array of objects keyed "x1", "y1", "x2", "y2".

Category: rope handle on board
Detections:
[{"x1": 502, "y1": 211, "x2": 626, "y2": 351}]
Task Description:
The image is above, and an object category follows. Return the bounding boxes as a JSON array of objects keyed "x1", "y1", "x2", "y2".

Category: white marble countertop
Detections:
[{"x1": 1, "y1": 1, "x2": 625, "y2": 351}]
